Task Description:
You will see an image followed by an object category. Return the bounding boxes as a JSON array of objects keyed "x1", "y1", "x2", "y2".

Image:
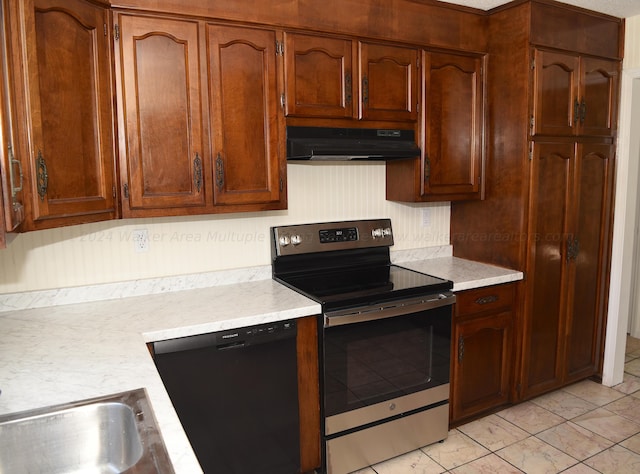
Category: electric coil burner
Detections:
[{"x1": 271, "y1": 219, "x2": 455, "y2": 474}]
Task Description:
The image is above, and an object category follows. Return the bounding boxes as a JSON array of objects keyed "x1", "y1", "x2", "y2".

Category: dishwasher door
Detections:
[{"x1": 153, "y1": 320, "x2": 300, "y2": 474}]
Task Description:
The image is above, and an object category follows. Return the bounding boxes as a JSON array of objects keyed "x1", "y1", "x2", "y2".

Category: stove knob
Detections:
[
  {"x1": 383, "y1": 227, "x2": 392, "y2": 237},
  {"x1": 291, "y1": 234, "x2": 302, "y2": 246},
  {"x1": 279, "y1": 235, "x2": 290, "y2": 247},
  {"x1": 372, "y1": 228, "x2": 383, "y2": 238}
]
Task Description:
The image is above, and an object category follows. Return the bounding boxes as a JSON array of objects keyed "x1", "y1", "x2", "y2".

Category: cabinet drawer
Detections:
[{"x1": 456, "y1": 284, "x2": 515, "y2": 317}]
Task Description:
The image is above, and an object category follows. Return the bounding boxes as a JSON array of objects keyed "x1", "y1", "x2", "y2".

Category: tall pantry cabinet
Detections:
[{"x1": 450, "y1": 0, "x2": 622, "y2": 401}]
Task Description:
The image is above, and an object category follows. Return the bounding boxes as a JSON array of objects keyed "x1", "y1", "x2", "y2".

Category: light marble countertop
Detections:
[
  {"x1": 0, "y1": 253, "x2": 522, "y2": 473},
  {"x1": 397, "y1": 256, "x2": 524, "y2": 292}
]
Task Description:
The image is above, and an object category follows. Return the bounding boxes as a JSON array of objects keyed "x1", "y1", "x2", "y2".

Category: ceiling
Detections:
[{"x1": 437, "y1": 0, "x2": 640, "y2": 18}]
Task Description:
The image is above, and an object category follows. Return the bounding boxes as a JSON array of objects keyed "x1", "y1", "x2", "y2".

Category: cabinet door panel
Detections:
[
  {"x1": 523, "y1": 141, "x2": 573, "y2": 395},
  {"x1": 207, "y1": 24, "x2": 283, "y2": 207},
  {"x1": 423, "y1": 52, "x2": 483, "y2": 197},
  {"x1": 22, "y1": 0, "x2": 116, "y2": 223},
  {"x1": 532, "y1": 50, "x2": 579, "y2": 137},
  {"x1": 566, "y1": 143, "x2": 613, "y2": 379},
  {"x1": 0, "y1": 2, "x2": 24, "y2": 232},
  {"x1": 284, "y1": 33, "x2": 354, "y2": 118},
  {"x1": 117, "y1": 15, "x2": 206, "y2": 212},
  {"x1": 579, "y1": 57, "x2": 618, "y2": 137},
  {"x1": 359, "y1": 42, "x2": 418, "y2": 122},
  {"x1": 453, "y1": 310, "x2": 512, "y2": 422}
]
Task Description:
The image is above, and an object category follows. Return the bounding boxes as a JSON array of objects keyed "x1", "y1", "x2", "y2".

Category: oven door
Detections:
[{"x1": 322, "y1": 293, "x2": 454, "y2": 436}]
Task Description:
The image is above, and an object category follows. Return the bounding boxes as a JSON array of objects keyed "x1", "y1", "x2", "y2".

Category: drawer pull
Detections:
[{"x1": 475, "y1": 295, "x2": 498, "y2": 305}]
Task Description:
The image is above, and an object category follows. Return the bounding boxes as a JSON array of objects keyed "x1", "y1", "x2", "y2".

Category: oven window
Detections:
[{"x1": 323, "y1": 305, "x2": 451, "y2": 417}]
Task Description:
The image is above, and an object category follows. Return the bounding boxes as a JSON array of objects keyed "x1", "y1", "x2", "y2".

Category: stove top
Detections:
[
  {"x1": 271, "y1": 219, "x2": 452, "y2": 311},
  {"x1": 275, "y1": 263, "x2": 451, "y2": 310}
]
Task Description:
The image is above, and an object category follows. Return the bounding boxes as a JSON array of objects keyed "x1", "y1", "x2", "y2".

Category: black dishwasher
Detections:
[{"x1": 153, "y1": 320, "x2": 300, "y2": 474}]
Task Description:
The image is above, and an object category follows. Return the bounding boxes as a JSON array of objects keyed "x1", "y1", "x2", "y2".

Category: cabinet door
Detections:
[
  {"x1": 359, "y1": 42, "x2": 418, "y2": 122},
  {"x1": 579, "y1": 57, "x2": 619, "y2": 137},
  {"x1": 116, "y1": 14, "x2": 207, "y2": 214},
  {"x1": 16, "y1": 0, "x2": 116, "y2": 227},
  {"x1": 207, "y1": 24, "x2": 285, "y2": 208},
  {"x1": 565, "y1": 143, "x2": 614, "y2": 380},
  {"x1": 284, "y1": 33, "x2": 355, "y2": 119},
  {"x1": 532, "y1": 49, "x2": 579, "y2": 137},
  {"x1": 0, "y1": 1, "x2": 24, "y2": 233},
  {"x1": 423, "y1": 52, "x2": 484, "y2": 198},
  {"x1": 522, "y1": 141, "x2": 574, "y2": 398},
  {"x1": 453, "y1": 311, "x2": 512, "y2": 423}
]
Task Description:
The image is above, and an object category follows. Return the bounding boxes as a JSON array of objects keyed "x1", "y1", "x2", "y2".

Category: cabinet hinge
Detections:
[
  {"x1": 123, "y1": 183, "x2": 129, "y2": 199},
  {"x1": 114, "y1": 24, "x2": 120, "y2": 41},
  {"x1": 530, "y1": 115, "x2": 534, "y2": 133},
  {"x1": 104, "y1": 23, "x2": 107, "y2": 37},
  {"x1": 280, "y1": 93, "x2": 285, "y2": 109},
  {"x1": 528, "y1": 141, "x2": 534, "y2": 161},
  {"x1": 112, "y1": 185, "x2": 116, "y2": 198},
  {"x1": 531, "y1": 57, "x2": 535, "y2": 70},
  {"x1": 279, "y1": 177, "x2": 284, "y2": 192}
]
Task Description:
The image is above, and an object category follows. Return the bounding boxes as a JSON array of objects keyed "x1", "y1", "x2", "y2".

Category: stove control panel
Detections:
[
  {"x1": 272, "y1": 219, "x2": 394, "y2": 257},
  {"x1": 319, "y1": 227, "x2": 358, "y2": 243}
]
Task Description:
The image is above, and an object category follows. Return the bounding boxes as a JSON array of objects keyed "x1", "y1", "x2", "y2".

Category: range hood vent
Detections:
[{"x1": 286, "y1": 126, "x2": 420, "y2": 161}]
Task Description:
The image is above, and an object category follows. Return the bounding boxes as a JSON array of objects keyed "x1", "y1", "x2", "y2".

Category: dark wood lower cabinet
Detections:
[
  {"x1": 296, "y1": 315, "x2": 321, "y2": 473},
  {"x1": 451, "y1": 283, "x2": 515, "y2": 425}
]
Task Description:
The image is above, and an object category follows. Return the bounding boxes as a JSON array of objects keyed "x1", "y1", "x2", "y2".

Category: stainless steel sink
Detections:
[{"x1": 0, "y1": 388, "x2": 174, "y2": 473}]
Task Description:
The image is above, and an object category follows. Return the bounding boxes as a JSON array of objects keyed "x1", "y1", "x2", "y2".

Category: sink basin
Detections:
[{"x1": 0, "y1": 388, "x2": 174, "y2": 473}]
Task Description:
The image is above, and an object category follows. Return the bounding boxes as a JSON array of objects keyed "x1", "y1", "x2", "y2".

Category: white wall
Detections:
[
  {"x1": 603, "y1": 14, "x2": 640, "y2": 386},
  {"x1": 0, "y1": 163, "x2": 450, "y2": 293}
]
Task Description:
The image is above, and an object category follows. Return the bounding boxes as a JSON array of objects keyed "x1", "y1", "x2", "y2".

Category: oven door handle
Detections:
[{"x1": 324, "y1": 292, "x2": 456, "y2": 327}]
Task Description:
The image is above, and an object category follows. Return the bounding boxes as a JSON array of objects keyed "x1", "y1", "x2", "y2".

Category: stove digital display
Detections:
[{"x1": 319, "y1": 227, "x2": 358, "y2": 243}]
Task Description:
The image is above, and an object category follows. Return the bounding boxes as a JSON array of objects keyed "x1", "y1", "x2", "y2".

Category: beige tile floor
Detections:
[{"x1": 352, "y1": 336, "x2": 640, "y2": 474}]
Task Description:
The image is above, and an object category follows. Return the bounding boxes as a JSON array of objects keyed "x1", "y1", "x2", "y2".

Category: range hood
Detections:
[{"x1": 286, "y1": 126, "x2": 420, "y2": 161}]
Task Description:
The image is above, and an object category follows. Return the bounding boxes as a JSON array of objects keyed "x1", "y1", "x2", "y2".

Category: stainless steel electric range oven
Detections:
[{"x1": 271, "y1": 219, "x2": 455, "y2": 474}]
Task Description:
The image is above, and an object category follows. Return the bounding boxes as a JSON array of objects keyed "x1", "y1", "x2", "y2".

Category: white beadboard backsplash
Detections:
[{"x1": 0, "y1": 162, "x2": 450, "y2": 293}]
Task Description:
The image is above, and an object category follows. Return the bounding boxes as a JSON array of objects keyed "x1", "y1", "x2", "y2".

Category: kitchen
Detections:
[{"x1": 1, "y1": 0, "x2": 640, "y2": 473}]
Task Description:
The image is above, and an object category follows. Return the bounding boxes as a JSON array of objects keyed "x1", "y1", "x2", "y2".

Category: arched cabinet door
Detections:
[
  {"x1": 521, "y1": 141, "x2": 573, "y2": 398},
  {"x1": 207, "y1": 24, "x2": 285, "y2": 209},
  {"x1": 531, "y1": 49, "x2": 619, "y2": 138},
  {"x1": 422, "y1": 52, "x2": 484, "y2": 199},
  {"x1": 579, "y1": 58, "x2": 619, "y2": 137},
  {"x1": 284, "y1": 32, "x2": 355, "y2": 119},
  {"x1": 9, "y1": 0, "x2": 116, "y2": 229},
  {"x1": 359, "y1": 42, "x2": 418, "y2": 122},
  {"x1": 115, "y1": 13, "x2": 207, "y2": 215},
  {"x1": 565, "y1": 143, "x2": 614, "y2": 381}
]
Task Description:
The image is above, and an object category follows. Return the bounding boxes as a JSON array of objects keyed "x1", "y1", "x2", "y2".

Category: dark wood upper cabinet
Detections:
[
  {"x1": 207, "y1": 24, "x2": 285, "y2": 208},
  {"x1": 579, "y1": 56, "x2": 619, "y2": 137},
  {"x1": 386, "y1": 50, "x2": 485, "y2": 202},
  {"x1": 284, "y1": 36, "x2": 418, "y2": 124},
  {"x1": 532, "y1": 49, "x2": 619, "y2": 138},
  {"x1": 115, "y1": 16, "x2": 286, "y2": 217},
  {"x1": 359, "y1": 42, "x2": 419, "y2": 122},
  {"x1": 7, "y1": 0, "x2": 116, "y2": 230},
  {"x1": 115, "y1": 14, "x2": 207, "y2": 216},
  {"x1": 0, "y1": 0, "x2": 24, "y2": 238},
  {"x1": 422, "y1": 52, "x2": 484, "y2": 199},
  {"x1": 284, "y1": 33, "x2": 355, "y2": 119}
]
